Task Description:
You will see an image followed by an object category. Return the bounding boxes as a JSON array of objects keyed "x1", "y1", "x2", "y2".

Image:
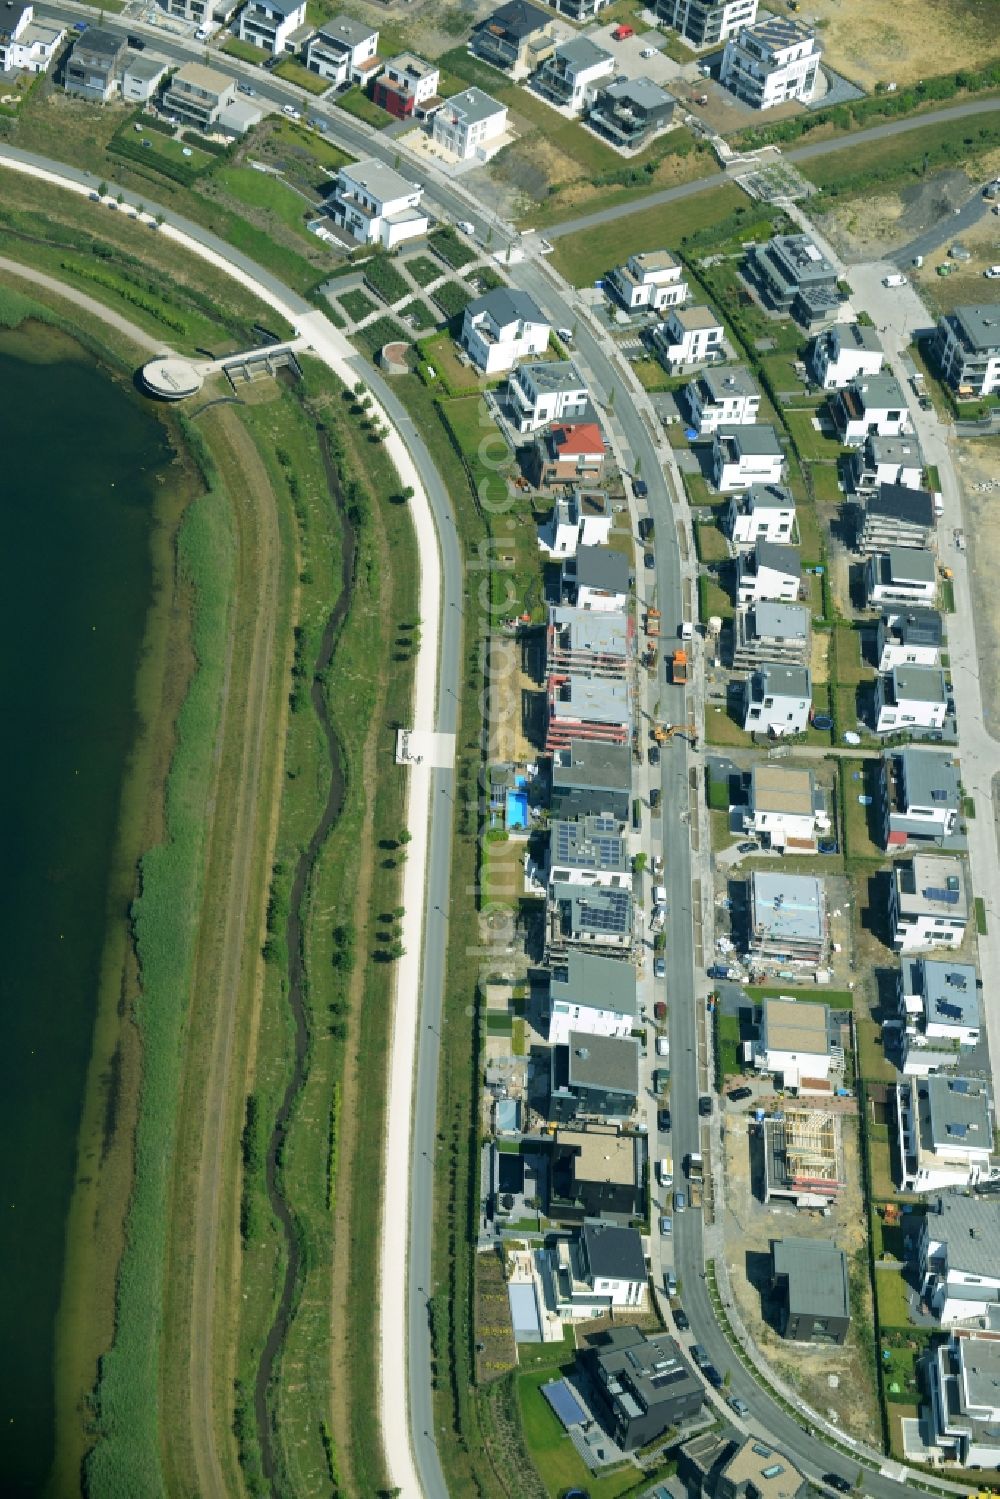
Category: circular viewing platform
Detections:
[{"x1": 141, "y1": 357, "x2": 204, "y2": 401}]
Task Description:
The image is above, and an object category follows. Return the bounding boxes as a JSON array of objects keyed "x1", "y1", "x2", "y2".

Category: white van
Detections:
[
  {"x1": 933, "y1": 492, "x2": 944, "y2": 516},
  {"x1": 659, "y1": 1158, "x2": 673, "y2": 1187},
  {"x1": 882, "y1": 273, "x2": 907, "y2": 288},
  {"x1": 656, "y1": 1037, "x2": 670, "y2": 1058}
]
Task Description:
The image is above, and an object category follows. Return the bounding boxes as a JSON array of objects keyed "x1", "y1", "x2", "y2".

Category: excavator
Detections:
[{"x1": 651, "y1": 720, "x2": 699, "y2": 749}]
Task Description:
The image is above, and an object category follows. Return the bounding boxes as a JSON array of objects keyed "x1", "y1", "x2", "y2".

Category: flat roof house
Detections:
[
  {"x1": 651, "y1": 303, "x2": 725, "y2": 371},
  {"x1": 889, "y1": 853, "x2": 970, "y2": 954},
  {"x1": 461, "y1": 287, "x2": 550, "y2": 375},
  {"x1": 587, "y1": 74, "x2": 675, "y2": 151},
  {"x1": 877, "y1": 608, "x2": 943, "y2": 673},
  {"x1": 550, "y1": 739, "x2": 632, "y2": 821},
  {"x1": 121, "y1": 52, "x2": 169, "y2": 104},
  {"x1": 238, "y1": 0, "x2": 307, "y2": 55},
  {"x1": 732, "y1": 600, "x2": 809, "y2": 669},
  {"x1": 866, "y1": 547, "x2": 937, "y2": 607},
  {"x1": 548, "y1": 812, "x2": 630, "y2": 888},
  {"x1": 859, "y1": 481, "x2": 935, "y2": 553},
  {"x1": 898, "y1": 957, "x2": 980, "y2": 1076},
  {"x1": 850, "y1": 434, "x2": 925, "y2": 497},
  {"x1": 720, "y1": 15, "x2": 821, "y2": 110},
  {"x1": 63, "y1": 27, "x2": 126, "y2": 101},
  {"x1": 548, "y1": 880, "x2": 633, "y2": 956},
  {"x1": 881, "y1": 747, "x2": 961, "y2": 850},
  {"x1": 327, "y1": 158, "x2": 427, "y2": 250},
  {"x1": 736, "y1": 539, "x2": 801, "y2": 605},
  {"x1": 432, "y1": 86, "x2": 508, "y2": 161},
  {"x1": 548, "y1": 950, "x2": 638, "y2": 1044},
  {"x1": 509, "y1": 358, "x2": 589, "y2": 433},
  {"x1": 530, "y1": 421, "x2": 607, "y2": 489},
  {"x1": 933, "y1": 305, "x2": 1000, "y2": 398},
  {"x1": 744, "y1": 234, "x2": 840, "y2": 326},
  {"x1": 655, "y1": 0, "x2": 758, "y2": 47},
  {"x1": 545, "y1": 670, "x2": 630, "y2": 749},
  {"x1": 471, "y1": 0, "x2": 556, "y2": 79},
  {"x1": 373, "y1": 52, "x2": 439, "y2": 118},
  {"x1": 743, "y1": 662, "x2": 812, "y2": 738},
  {"x1": 607, "y1": 250, "x2": 687, "y2": 315},
  {"x1": 810, "y1": 321, "x2": 884, "y2": 390},
  {"x1": 688, "y1": 364, "x2": 761, "y2": 435},
  {"x1": 533, "y1": 35, "x2": 615, "y2": 114},
  {"x1": 538, "y1": 490, "x2": 611, "y2": 557},
  {"x1": 745, "y1": 763, "x2": 830, "y2": 851},
  {"x1": 770, "y1": 1238, "x2": 850, "y2": 1344},
  {"x1": 874, "y1": 664, "x2": 947, "y2": 736},
  {"x1": 540, "y1": 1220, "x2": 647, "y2": 1320},
  {"x1": 713, "y1": 1436, "x2": 810, "y2": 1499},
  {"x1": 746, "y1": 870, "x2": 826, "y2": 968},
  {"x1": 0, "y1": 2, "x2": 62, "y2": 73},
  {"x1": 565, "y1": 544, "x2": 630, "y2": 612},
  {"x1": 306, "y1": 16, "x2": 380, "y2": 85},
  {"x1": 548, "y1": 1122, "x2": 646, "y2": 1222},
  {"x1": 917, "y1": 1195, "x2": 1000, "y2": 1324},
  {"x1": 546, "y1": 604, "x2": 628, "y2": 681},
  {"x1": 726, "y1": 482, "x2": 794, "y2": 547},
  {"x1": 895, "y1": 1075, "x2": 994, "y2": 1191},
  {"x1": 832, "y1": 373, "x2": 912, "y2": 445},
  {"x1": 920, "y1": 1331, "x2": 1000, "y2": 1466},
  {"x1": 548, "y1": 1032, "x2": 640, "y2": 1122},
  {"x1": 712, "y1": 424, "x2": 784, "y2": 492},
  {"x1": 586, "y1": 1327, "x2": 702, "y2": 1449},
  {"x1": 161, "y1": 61, "x2": 237, "y2": 130},
  {"x1": 755, "y1": 997, "x2": 832, "y2": 1091}
]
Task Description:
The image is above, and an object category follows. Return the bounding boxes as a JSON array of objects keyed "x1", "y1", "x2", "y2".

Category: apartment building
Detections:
[
  {"x1": 726, "y1": 483, "x2": 795, "y2": 546},
  {"x1": 933, "y1": 304, "x2": 1000, "y2": 398},
  {"x1": 655, "y1": 0, "x2": 758, "y2": 47},
  {"x1": 687, "y1": 364, "x2": 761, "y2": 434},
  {"x1": 533, "y1": 35, "x2": 615, "y2": 113},
  {"x1": 720, "y1": 16, "x2": 821, "y2": 109},
  {"x1": 606, "y1": 250, "x2": 687, "y2": 315},
  {"x1": 745, "y1": 233, "x2": 841, "y2": 327},
  {"x1": 432, "y1": 86, "x2": 508, "y2": 160},
  {"x1": 810, "y1": 321, "x2": 884, "y2": 390},
  {"x1": 587, "y1": 74, "x2": 675, "y2": 150},
  {"x1": 889, "y1": 854, "x2": 970, "y2": 953}
]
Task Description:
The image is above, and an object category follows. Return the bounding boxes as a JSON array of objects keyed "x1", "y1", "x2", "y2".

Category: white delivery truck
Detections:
[{"x1": 882, "y1": 273, "x2": 907, "y2": 287}]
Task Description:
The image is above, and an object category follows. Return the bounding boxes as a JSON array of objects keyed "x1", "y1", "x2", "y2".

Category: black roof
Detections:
[
  {"x1": 581, "y1": 1220, "x2": 646, "y2": 1282},
  {"x1": 868, "y1": 482, "x2": 934, "y2": 526},
  {"x1": 479, "y1": 0, "x2": 550, "y2": 39}
]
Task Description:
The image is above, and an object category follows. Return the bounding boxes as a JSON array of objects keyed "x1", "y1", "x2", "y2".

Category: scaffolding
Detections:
[{"x1": 763, "y1": 1107, "x2": 843, "y2": 1205}]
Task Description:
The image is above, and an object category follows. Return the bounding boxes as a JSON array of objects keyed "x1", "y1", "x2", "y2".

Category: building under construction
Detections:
[{"x1": 761, "y1": 1107, "x2": 844, "y2": 1206}]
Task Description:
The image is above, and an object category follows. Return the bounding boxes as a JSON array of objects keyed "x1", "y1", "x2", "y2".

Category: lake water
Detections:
[{"x1": 0, "y1": 327, "x2": 172, "y2": 1494}]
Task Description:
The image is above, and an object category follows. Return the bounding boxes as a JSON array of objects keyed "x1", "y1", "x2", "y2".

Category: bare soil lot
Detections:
[
  {"x1": 806, "y1": 0, "x2": 1000, "y2": 92},
  {"x1": 816, "y1": 166, "x2": 991, "y2": 262}
]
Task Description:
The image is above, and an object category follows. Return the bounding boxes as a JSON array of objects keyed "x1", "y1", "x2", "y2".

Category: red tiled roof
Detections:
[{"x1": 552, "y1": 422, "x2": 605, "y2": 455}]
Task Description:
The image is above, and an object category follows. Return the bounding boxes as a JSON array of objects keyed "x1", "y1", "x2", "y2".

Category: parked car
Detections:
[
  {"x1": 673, "y1": 1190, "x2": 686, "y2": 1212},
  {"x1": 703, "y1": 1363, "x2": 724, "y2": 1388},
  {"x1": 654, "y1": 956, "x2": 666, "y2": 980},
  {"x1": 648, "y1": 744, "x2": 660, "y2": 766},
  {"x1": 657, "y1": 1108, "x2": 671, "y2": 1132},
  {"x1": 660, "y1": 1214, "x2": 672, "y2": 1237},
  {"x1": 633, "y1": 479, "x2": 648, "y2": 498},
  {"x1": 698, "y1": 1095, "x2": 713, "y2": 1117},
  {"x1": 729, "y1": 1395, "x2": 750, "y2": 1418},
  {"x1": 656, "y1": 1036, "x2": 670, "y2": 1057},
  {"x1": 823, "y1": 1477, "x2": 852, "y2": 1495},
  {"x1": 659, "y1": 1158, "x2": 673, "y2": 1186},
  {"x1": 728, "y1": 1085, "x2": 753, "y2": 1103},
  {"x1": 456, "y1": 220, "x2": 476, "y2": 235},
  {"x1": 673, "y1": 1308, "x2": 689, "y2": 1331},
  {"x1": 666, "y1": 1270, "x2": 677, "y2": 1295},
  {"x1": 282, "y1": 104, "x2": 301, "y2": 119},
  {"x1": 644, "y1": 551, "x2": 655, "y2": 570},
  {"x1": 736, "y1": 841, "x2": 757, "y2": 854},
  {"x1": 654, "y1": 1000, "x2": 667, "y2": 1021},
  {"x1": 557, "y1": 326, "x2": 574, "y2": 342},
  {"x1": 707, "y1": 964, "x2": 733, "y2": 980},
  {"x1": 690, "y1": 1344, "x2": 709, "y2": 1368},
  {"x1": 650, "y1": 788, "x2": 661, "y2": 810},
  {"x1": 640, "y1": 45, "x2": 657, "y2": 57},
  {"x1": 238, "y1": 82, "x2": 256, "y2": 95},
  {"x1": 985, "y1": 265, "x2": 1000, "y2": 279}
]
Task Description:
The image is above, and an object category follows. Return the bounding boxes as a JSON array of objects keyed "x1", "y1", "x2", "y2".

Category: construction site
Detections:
[{"x1": 760, "y1": 1108, "x2": 845, "y2": 1207}]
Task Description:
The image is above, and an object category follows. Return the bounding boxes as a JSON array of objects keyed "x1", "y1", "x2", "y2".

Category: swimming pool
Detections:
[{"x1": 505, "y1": 789, "x2": 529, "y2": 829}]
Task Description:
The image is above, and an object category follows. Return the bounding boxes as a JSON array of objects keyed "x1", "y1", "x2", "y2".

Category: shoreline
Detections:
[{"x1": 0, "y1": 292, "x2": 203, "y2": 1497}]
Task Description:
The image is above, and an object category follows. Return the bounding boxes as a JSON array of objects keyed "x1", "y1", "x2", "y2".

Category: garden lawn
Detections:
[
  {"x1": 875, "y1": 1268, "x2": 913, "y2": 1330},
  {"x1": 840, "y1": 759, "x2": 883, "y2": 862},
  {"x1": 551, "y1": 184, "x2": 744, "y2": 287},
  {"x1": 133, "y1": 132, "x2": 214, "y2": 172},
  {"x1": 806, "y1": 461, "x2": 845, "y2": 506},
  {"x1": 857, "y1": 1020, "x2": 896, "y2": 1084},
  {"x1": 334, "y1": 86, "x2": 393, "y2": 128},
  {"x1": 696, "y1": 520, "x2": 729, "y2": 563},
  {"x1": 221, "y1": 36, "x2": 265, "y2": 64},
  {"x1": 266, "y1": 119, "x2": 354, "y2": 173},
  {"x1": 718, "y1": 1015, "x2": 740, "y2": 1078},
  {"x1": 274, "y1": 57, "x2": 330, "y2": 94},
  {"x1": 403, "y1": 254, "x2": 443, "y2": 288},
  {"x1": 516, "y1": 1370, "x2": 639, "y2": 1499},
  {"x1": 784, "y1": 406, "x2": 845, "y2": 462},
  {"x1": 213, "y1": 165, "x2": 313, "y2": 240}
]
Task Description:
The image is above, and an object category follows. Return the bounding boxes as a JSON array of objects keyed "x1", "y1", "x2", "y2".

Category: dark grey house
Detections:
[
  {"x1": 744, "y1": 234, "x2": 841, "y2": 327},
  {"x1": 858, "y1": 483, "x2": 936, "y2": 554},
  {"x1": 550, "y1": 739, "x2": 632, "y2": 821},
  {"x1": 563, "y1": 543, "x2": 630, "y2": 606},
  {"x1": 470, "y1": 0, "x2": 553, "y2": 74},
  {"x1": 63, "y1": 27, "x2": 127, "y2": 101},
  {"x1": 586, "y1": 1326, "x2": 703, "y2": 1450},
  {"x1": 655, "y1": 0, "x2": 757, "y2": 47},
  {"x1": 587, "y1": 75, "x2": 675, "y2": 150},
  {"x1": 770, "y1": 1237, "x2": 850, "y2": 1344},
  {"x1": 932, "y1": 304, "x2": 1000, "y2": 398},
  {"x1": 549, "y1": 1031, "x2": 640, "y2": 1122},
  {"x1": 547, "y1": 1122, "x2": 645, "y2": 1222},
  {"x1": 881, "y1": 746, "x2": 961, "y2": 850}
]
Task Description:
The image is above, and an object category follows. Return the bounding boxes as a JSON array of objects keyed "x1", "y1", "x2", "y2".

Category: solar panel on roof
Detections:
[
  {"x1": 924, "y1": 887, "x2": 960, "y2": 904},
  {"x1": 931, "y1": 789, "x2": 948, "y2": 802}
]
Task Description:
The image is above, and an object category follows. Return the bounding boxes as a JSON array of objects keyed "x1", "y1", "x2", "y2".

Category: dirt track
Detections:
[{"x1": 161, "y1": 402, "x2": 289, "y2": 1499}]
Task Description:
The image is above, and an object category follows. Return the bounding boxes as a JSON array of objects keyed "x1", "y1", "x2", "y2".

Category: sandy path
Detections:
[
  {"x1": 0, "y1": 155, "x2": 441, "y2": 1499},
  {"x1": 0, "y1": 255, "x2": 168, "y2": 353}
]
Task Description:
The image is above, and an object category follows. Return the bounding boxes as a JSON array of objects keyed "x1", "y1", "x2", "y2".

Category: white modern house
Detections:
[
  {"x1": 569, "y1": 545, "x2": 630, "y2": 613},
  {"x1": 238, "y1": 0, "x2": 307, "y2": 55},
  {"x1": 726, "y1": 484, "x2": 795, "y2": 547},
  {"x1": 541, "y1": 1221, "x2": 647, "y2": 1320},
  {"x1": 895, "y1": 1076, "x2": 994, "y2": 1192},
  {"x1": 650, "y1": 304, "x2": 724, "y2": 370},
  {"x1": 686, "y1": 364, "x2": 761, "y2": 434},
  {"x1": 121, "y1": 52, "x2": 168, "y2": 103},
  {"x1": 881, "y1": 747, "x2": 961, "y2": 850},
  {"x1": 917, "y1": 1197, "x2": 1000, "y2": 1324},
  {"x1": 877, "y1": 609, "x2": 944, "y2": 673},
  {"x1": 547, "y1": 951, "x2": 637, "y2": 1045},
  {"x1": 889, "y1": 854, "x2": 970, "y2": 954},
  {"x1": 753, "y1": 997, "x2": 832, "y2": 1091},
  {"x1": 720, "y1": 15, "x2": 822, "y2": 110},
  {"x1": 736, "y1": 539, "x2": 801, "y2": 604},
  {"x1": 326, "y1": 158, "x2": 427, "y2": 249},
  {"x1": 919, "y1": 1331, "x2": 1000, "y2": 1467},
  {"x1": 850, "y1": 434, "x2": 924, "y2": 496},
  {"x1": 810, "y1": 322, "x2": 884, "y2": 390},
  {"x1": 933, "y1": 305, "x2": 1000, "y2": 398},
  {"x1": 0, "y1": 1, "x2": 63, "y2": 72},
  {"x1": 831, "y1": 373, "x2": 913, "y2": 445},
  {"x1": 744, "y1": 763, "x2": 830, "y2": 851},
  {"x1": 549, "y1": 812, "x2": 631, "y2": 890},
  {"x1": 606, "y1": 251, "x2": 688, "y2": 314},
  {"x1": 712, "y1": 424, "x2": 785, "y2": 492},
  {"x1": 875, "y1": 665, "x2": 948, "y2": 736},
  {"x1": 866, "y1": 548, "x2": 938, "y2": 607},
  {"x1": 743, "y1": 663, "x2": 812, "y2": 737},
  {"x1": 508, "y1": 359, "x2": 589, "y2": 433},
  {"x1": 898, "y1": 958, "x2": 980, "y2": 1076},
  {"x1": 373, "y1": 53, "x2": 440, "y2": 118},
  {"x1": 432, "y1": 87, "x2": 508, "y2": 160},
  {"x1": 533, "y1": 34, "x2": 615, "y2": 113},
  {"x1": 538, "y1": 491, "x2": 612, "y2": 557},
  {"x1": 306, "y1": 15, "x2": 380, "y2": 85},
  {"x1": 461, "y1": 288, "x2": 550, "y2": 375}
]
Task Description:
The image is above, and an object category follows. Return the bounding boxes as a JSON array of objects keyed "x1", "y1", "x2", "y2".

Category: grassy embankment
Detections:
[
  {"x1": 228, "y1": 365, "x2": 420, "y2": 1498},
  {"x1": 802, "y1": 109, "x2": 1000, "y2": 197}
]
